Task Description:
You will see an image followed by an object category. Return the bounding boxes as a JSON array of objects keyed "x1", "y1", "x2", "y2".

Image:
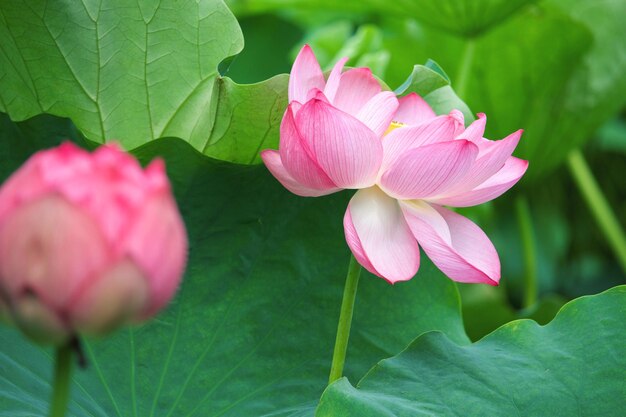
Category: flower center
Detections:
[{"x1": 384, "y1": 121, "x2": 405, "y2": 136}]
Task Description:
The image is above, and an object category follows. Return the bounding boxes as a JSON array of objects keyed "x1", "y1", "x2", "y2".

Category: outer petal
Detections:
[
  {"x1": 429, "y1": 157, "x2": 528, "y2": 207},
  {"x1": 279, "y1": 105, "x2": 339, "y2": 191},
  {"x1": 381, "y1": 112, "x2": 465, "y2": 172},
  {"x1": 121, "y1": 192, "x2": 188, "y2": 317},
  {"x1": 296, "y1": 98, "x2": 382, "y2": 189},
  {"x1": 380, "y1": 140, "x2": 478, "y2": 200},
  {"x1": 289, "y1": 45, "x2": 326, "y2": 104},
  {"x1": 394, "y1": 93, "x2": 436, "y2": 125},
  {"x1": 0, "y1": 196, "x2": 109, "y2": 309},
  {"x1": 70, "y1": 260, "x2": 149, "y2": 334},
  {"x1": 438, "y1": 129, "x2": 523, "y2": 196},
  {"x1": 401, "y1": 201, "x2": 500, "y2": 285},
  {"x1": 356, "y1": 91, "x2": 399, "y2": 137},
  {"x1": 261, "y1": 150, "x2": 340, "y2": 197},
  {"x1": 0, "y1": 142, "x2": 92, "y2": 223},
  {"x1": 345, "y1": 187, "x2": 420, "y2": 283},
  {"x1": 332, "y1": 68, "x2": 381, "y2": 116}
]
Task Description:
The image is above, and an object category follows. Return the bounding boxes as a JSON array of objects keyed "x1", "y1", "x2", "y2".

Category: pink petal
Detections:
[
  {"x1": 331, "y1": 68, "x2": 381, "y2": 116},
  {"x1": 261, "y1": 150, "x2": 340, "y2": 197},
  {"x1": 120, "y1": 192, "x2": 188, "y2": 317},
  {"x1": 0, "y1": 196, "x2": 109, "y2": 310},
  {"x1": 458, "y1": 113, "x2": 486, "y2": 143},
  {"x1": 345, "y1": 187, "x2": 420, "y2": 283},
  {"x1": 380, "y1": 140, "x2": 478, "y2": 200},
  {"x1": 356, "y1": 91, "x2": 399, "y2": 137},
  {"x1": 70, "y1": 260, "x2": 149, "y2": 334},
  {"x1": 289, "y1": 45, "x2": 326, "y2": 104},
  {"x1": 437, "y1": 129, "x2": 523, "y2": 196},
  {"x1": 429, "y1": 157, "x2": 528, "y2": 207},
  {"x1": 278, "y1": 105, "x2": 339, "y2": 191},
  {"x1": 296, "y1": 98, "x2": 382, "y2": 189},
  {"x1": 381, "y1": 112, "x2": 465, "y2": 172},
  {"x1": 394, "y1": 93, "x2": 436, "y2": 125},
  {"x1": 343, "y1": 209, "x2": 378, "y2": 277},
  {"x1": 401, "y1": 201, "x2": 500, "y2": 284},
  {"x1": 324, "y1": 57, "x2": 349, "y2": 103}
]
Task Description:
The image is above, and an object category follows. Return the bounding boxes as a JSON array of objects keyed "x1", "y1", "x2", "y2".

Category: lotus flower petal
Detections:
[
  {"x1": 332, "y1": 68, "x2": 381, "y2": 116},
  {"x1": 380, "y1": 140, "x2": 478, "y2": 200},
  {"x1": 278, "y1": 104, "x2": 339, "y2": 191},
  {"x1": 261, "y1": 150, "x2": 340, "y2": 197},
  {"x1": 440, "y1": 129, "x2": 524, "y2": 196},
  {"x1": 401, "y1": 201, "x2": 500, "y2": 285},
  {"x1": 296, "y1": 98, "x2": 382, "y2": 189},
  {"x1": 395, "y1": 93, "x2": 436, "y2": 125},
  {"x1": 429, "y1": 157, "x2": 529, "y2": 207},
  {"x1": 345, "y1": 187, "x2": 420, "y2": 283},
  {"x1": 356, "y1": 91, "x2": 399, "y2": 137},
  {"x1": 324, "y1": 57, "x2": 349, "y2": 103},
  {"x1": 289, "y1": 45, "x2": 326, "y2": 104},
  {"x1": 381, "y1": 112, "x2": 465, "y2": 172}
]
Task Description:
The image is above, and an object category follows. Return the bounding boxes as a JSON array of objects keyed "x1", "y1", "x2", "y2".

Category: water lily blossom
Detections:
[
  {"x1": 261, "y1": 45, "x2": 528, "y2": 285},
  {"x1": 0, "y1": 143, "x2": 187, "y2": 344}
]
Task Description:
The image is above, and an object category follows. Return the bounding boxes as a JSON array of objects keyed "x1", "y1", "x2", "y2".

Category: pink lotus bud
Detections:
[{"x1": 0, "y1": 142, "x2": 187, "y2": 345}]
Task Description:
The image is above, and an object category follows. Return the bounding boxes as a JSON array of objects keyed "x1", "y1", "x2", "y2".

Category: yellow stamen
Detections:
[{"x1": 384, "y1": 121, "x2": 405, "y2": 136}]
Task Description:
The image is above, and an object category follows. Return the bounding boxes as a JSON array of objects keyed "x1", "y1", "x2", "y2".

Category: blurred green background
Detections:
[{"x1": 223, "y1": 0, "x2": 626, "y2": 340}]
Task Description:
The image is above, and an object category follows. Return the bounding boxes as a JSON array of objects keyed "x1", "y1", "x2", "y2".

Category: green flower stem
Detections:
[
  {"x1": 515, "y1": 195, "x2": 538, "y2": 308},
  {"x1": 567, "y1": 149, "x2": 626, "y2": 276},
  {"x1": 328, "y1": 254, "x2": 362, "y2": 384},
  {"x1": 454, "y1": 38, "x2": 476, "y2": 99},
  {"x1": 48, "y1": 343, "x2": 73, "y2": 417}
]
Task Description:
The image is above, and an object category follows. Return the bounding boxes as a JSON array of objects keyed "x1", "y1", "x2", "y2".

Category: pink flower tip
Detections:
[{"x1": 0, "y1": 143, "x2": 187, "y2": 345}]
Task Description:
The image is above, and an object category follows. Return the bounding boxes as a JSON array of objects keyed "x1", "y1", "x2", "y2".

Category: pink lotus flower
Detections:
[
  {"x1": 261, "y1": 45, "x2": 528, "y2": 285},
  {"x1": 0, "y1": 143, "x2": 187, "y2": 344}
]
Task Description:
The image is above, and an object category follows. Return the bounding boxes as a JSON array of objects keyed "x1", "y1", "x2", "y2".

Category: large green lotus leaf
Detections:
[
  {"x1": 0, "y1": 114, "x2": 468, "y2": 416},
  {"x1": 0, "y1": 0, "x2": 287, "y2": 164},
  {"x1": 317, "y1": 285, "x2": 626, "y2": 416},
  {"x1": 195, "y1": 75, "x2": 288, "y2": 164},
  {"x1": 413, "y1": 2, "x2": 626, "y2": 182},
  {"x1": 227, "y1": 0, "x2": 535, "y2": 37},
  {"x1": 389, "y1": 0, "x2": 536, "y2": 37}
]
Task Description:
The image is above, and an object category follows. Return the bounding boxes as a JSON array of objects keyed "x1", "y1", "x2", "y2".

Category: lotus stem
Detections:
[
  {"x1": 328, "y1": 254, "x2": 362, "y2": 384},
  {"x1": 454, "y1": 38, "x2": 476, "y2": 99},
  {"x1": 567, "y1": 149, "x2": 626, "y2": 276},
  {"x1": 48, "y1": 343, "x2": 73, "y2": 417},
  {"x1": 516, "y1": 195, "x2": 538, "y2": 308}
]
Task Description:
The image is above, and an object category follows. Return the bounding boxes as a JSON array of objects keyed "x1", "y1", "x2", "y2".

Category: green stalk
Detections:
[
  {"x1": 454, "y1": 39, "x2": 476, "y2": 99},
  {"x1": 567, "y1": 149, "x2": 626, "y2": 276},
  {"x1": 48, "y1": 343, "x2": 73, "y2": 417},
  {"x1": 515, "y1": 195, "x2": 538, "y2": 308},
  {"x1": 328, "y1": 254, "x2": 362, "y2": 384}
]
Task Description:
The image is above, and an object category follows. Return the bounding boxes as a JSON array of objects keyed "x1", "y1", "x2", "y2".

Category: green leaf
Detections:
[
  {"x1": 392, "y1": 0, "x2": 537, "y2": 37},
  {"x1": 462, "y1": 8, "x2": 594, "y2": 182},
  {"x1": 394, "y1": 65, "x2": 474, "y2": 123},
  {"x1": 0, "y1": 0, "x2": 286, "y2": 164},
  {"x1": 227, "y1": 0, "x2": 536, "y2": 37},
  {"x1": 201, "y1": 75, "x2": 288, "y2": 164},
  {"x1": 541, "y1": 0, "x2": 626, "y2": 161},
  {"x1": 379, "y1": 7, "x2": 608, "y2": 181},
  {"x1": 317, "y1": 285, "x2": 626, "y2": 416},
  {"x1": 460, "y1": 284, "x2": 567, "y2": 341},
  {"x1": 0, "y1": 114, "x2": 468, "y2": 416},
  {"x1": 439, "y1": 1, "x2": 626, "y2": 181}
]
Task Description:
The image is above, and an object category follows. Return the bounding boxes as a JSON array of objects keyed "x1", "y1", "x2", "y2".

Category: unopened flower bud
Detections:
[{"x1": 0, "y1": 142, "x2": 187, "y2": 344}]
